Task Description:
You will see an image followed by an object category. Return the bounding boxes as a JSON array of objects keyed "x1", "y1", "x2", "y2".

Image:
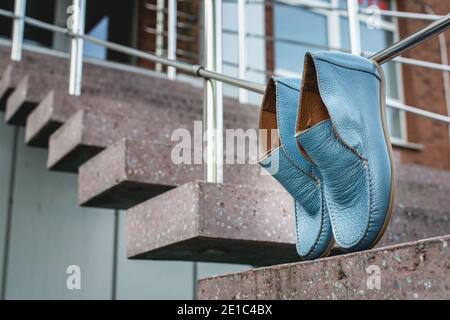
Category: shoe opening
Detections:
[
  {"x1": 297, "y1": 54, "x2": 330, "y2": 134},
  {"x1": 259, "y1": 78, "x2": 280, "y2": 160}
]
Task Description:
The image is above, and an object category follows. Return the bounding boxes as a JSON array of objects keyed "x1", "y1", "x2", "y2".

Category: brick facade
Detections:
[
  {"x1": 137, "y1": 0, "x2": 200, "y2": 70},
  {"x1": 396, "y1": 0, "x2": 450, "y2": 170},
  {"x1": 265, "y1": 2, "x2": 275, "y2": 80}
]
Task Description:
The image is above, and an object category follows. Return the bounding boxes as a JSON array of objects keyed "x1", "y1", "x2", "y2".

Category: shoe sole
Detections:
[
  {"x1": 366, "y1": 62, "x2": 397, "y2": 250},
  {"x1": 318, "y1": 238, "x2": 335, "y2": 259}
]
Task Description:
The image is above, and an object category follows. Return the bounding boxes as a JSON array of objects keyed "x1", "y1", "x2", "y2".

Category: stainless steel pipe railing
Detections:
[
  {"x1": 0, "y1": 2, "x2": 450, "y2": 183},
  {"x1": 0, "y1": 6, "x2": 449, "y2": 93},
  {"x1": 371, "y1": 13, "x2": 450, "y2": 64}
]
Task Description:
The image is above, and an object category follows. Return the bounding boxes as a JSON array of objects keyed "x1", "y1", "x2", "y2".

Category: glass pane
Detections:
[
  {"x1": 386, "y1": 106, "x2": 403, "y2": 139},
  {"x1": 341, "y1": 18, "x2": 398, "y2": 95},
  {"x1": 274, "y1": 5, "x2": 328, "y2": 75},
  {"x1": 84, "y1": 17, "x2": 109, "y2": 60}
]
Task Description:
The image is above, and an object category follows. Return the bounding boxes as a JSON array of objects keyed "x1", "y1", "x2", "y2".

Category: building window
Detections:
[
  {"x1": 274, "y1": 5, "x2": 328, "y2": 76},
  {"x1": 270, "y1": 0, "x2": 406, "y2": 140}
]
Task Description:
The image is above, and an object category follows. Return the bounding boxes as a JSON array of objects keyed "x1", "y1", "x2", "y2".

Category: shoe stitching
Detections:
[
  {"x1": 353, "y1": 163, "x2": 375, "y2": 249},
  {"x1": 277, "y1": 80, "x2": 300, "y2": 93},
  {"x1": 323, "y1": 159, "x2": 371, "y2": 248},
  {"x1": 307, "y1": 116, "x2": 371, "y2": 248},
  {"x1": 309, "y1": 54, "x2": 369, "y2": 161},
  {"x1": 294, "y1": 201, "x2": 302, "y2": 256},
  {"x1": 314, "y1": 56, "x2": 387, "y2": 249},
  {"x1": 274, "y1": 80, "x2": 319, "y2": 181},
  {"x1": 314, "y1": 56, "x2": 381, "y2": 82},
  {"x1": 271, "y1": 79, "x2": 328, "y2": 258},
  {"x1": 292, "y1": 54, "x2": 381, "y2": 251},
  {"x1": 302, "y1": 181, "x2": 330, "y2": 259}
]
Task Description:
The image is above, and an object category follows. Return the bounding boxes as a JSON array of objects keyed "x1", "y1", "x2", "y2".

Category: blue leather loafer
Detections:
[
  {"x1": 297, "y1": 52, "x2": 395, "y2": 252},
  {"x1": 259, "y1": 77, "x2": 333, "y2": 260}
]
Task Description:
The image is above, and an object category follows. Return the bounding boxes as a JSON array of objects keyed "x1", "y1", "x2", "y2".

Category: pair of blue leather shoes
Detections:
[{"x1": 258, "y1": 52, "x2": 395, "y2": 260}]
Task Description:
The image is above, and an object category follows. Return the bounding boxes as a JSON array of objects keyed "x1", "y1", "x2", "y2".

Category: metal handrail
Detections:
[
  {"x1": 0, "y1": 5, "x2": 450, "y2": 78},
  {"x1": 1, "y1": 3, "x2": 450, "y2": 183},
  {"x1": 80, "y1": 32, "x2": 266, "y2": 93},
  {"x1": 0, "y1": 8, "x2": 14, "y2": 18},
  {"x1": 245, "y1": 0, "x2": 443, "y2": 21},
  {"x1": 0, "y1": 6, "x2": 449, "y2": 109},
  {"x1": 222, "y1": 29, "x2": 450, "y2": 73},
  {"x1": 8, "y1": 9, "x2": 447, "y2": 76},
  {"x1": 371, "y1": 13, "x2": 450, "y2": 64}
]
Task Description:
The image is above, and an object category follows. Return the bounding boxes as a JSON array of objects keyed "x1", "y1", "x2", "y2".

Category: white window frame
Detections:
[
  {"x1": 389, "y1": 0, "x2": 408, "y2": 143},
  {"x1": 272, "y1": 0, "x2": 407, "y2": 141}
]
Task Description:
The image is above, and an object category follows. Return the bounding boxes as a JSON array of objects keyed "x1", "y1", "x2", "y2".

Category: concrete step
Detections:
[
  {"x1": 25, "y1": 90, "x2": 160, "y2": 147},
  {"x1": 197, "y1": 235, "x2": 450, "y2": 299},
  {"x1": 0, "y1": 65, "x2": 14, "y2": 110},
  {"x1": 125, "y1": 178, "x2": 450, "y2": 265},
  {"x1": 126, "y1": 181, "x2": 297, "y2": 266},
  {"x1": 79, "y1": 139, "x2": 270, "y2": 209},
  {"x1": 1, "y1": 46, "x2": 257, "y2": 131},
  {"x1": 0, "y1": 47, "x2": 69, "y2": 111},
  {"x1": 5, "y1": 73, "x2": 68, "y2": 125},
  {"x1": 47, "y1": 109, "x2": 162, "y2": 172},
  {"x1": 47, "y1": 97, "x2": 257, "y2": 172},
  {"x1": 24, "y1": 80, "x2": 257, "y2": 149},
  {"x1": 79, "y1": 138, "x2": 450, "y2": 211}
]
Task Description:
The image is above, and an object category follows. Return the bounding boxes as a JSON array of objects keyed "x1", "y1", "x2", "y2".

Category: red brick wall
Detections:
[
  {"x1": 137, "y1": 0, "x2": 200, "y2": 70},
  {"x1": 396, "y1": 0, "x2": 450, "y2": 170},
  {"x1": 265, "y1": 2, "x2": 275, "y2": 81}
]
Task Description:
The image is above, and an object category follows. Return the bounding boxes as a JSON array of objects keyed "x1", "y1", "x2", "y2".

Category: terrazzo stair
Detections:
[
  {"x1": 23, "y1": 75, "x2": 257, "y2": 149},
  {"x1": 25, "y1": 90, "x2": 170, "y2": 148},
  {"x1": 47, "y1": 109, "x2": 167, "y2": 172},
  {"x1": 0, "y1": 47, "x2": 257, "y2": 145},
  {"x1": 0, "y1": 66, "x2": 15, "y2": 110},
  {"x1": 78, "y1": 139, "x2": 270, "y2": 209},
  {"x1": 197, "y1": 235, "x2": 450, "y2": 299},
  {"x1": 2, "y1": 46, "x2": 450, "y2": 290},
  {"x1": 47, "y1": 98, "x2": 256, "y2": 172},
  {"x1": 0, "y1": 50, "x2": 258, "y2": 172},
  {"x1": 0, "y1": 48, "x2": 69, "y2": 111},
  {"x1": 79, "y1": 137, "x2": 450, "y2": 214},
  {"x1": 126, "y1": 181, "x2": 298, "y2": 266},
  {"x1": 125, "y1": 164, "x2": 450, "y2": 265},
  {"x1": 5, "y1": 72, "x2": 69, "y2": 125}
]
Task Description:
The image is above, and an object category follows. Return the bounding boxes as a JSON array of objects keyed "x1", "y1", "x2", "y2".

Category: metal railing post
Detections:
[
  {"x1": 327, "y1": 0, "x2": 341, "y2": 49},
  {"x1": 203, "y1": 0, "x2": 223, "y2": 183},
  {"x1": 69, "y1": 0, "x2": 86, "y2": 96},
  {"x1": 11, "y1": 0, "x2": 26, "y2": 61},
  {"x1": 155, "y1": 0, "x2": 166, "y2": 72},
  {"x1": 1, "y1": 1, "x2": 449, "y2": 127},
  {"x1": 167, "y1": 0, "x2": 177, "y2": 79},
  {"x1": 347, "y1": 0, "x2": 361, "y2": 55},
  {"x1": 237, "y1": 0, "x2": 248, "y2": 103}
]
